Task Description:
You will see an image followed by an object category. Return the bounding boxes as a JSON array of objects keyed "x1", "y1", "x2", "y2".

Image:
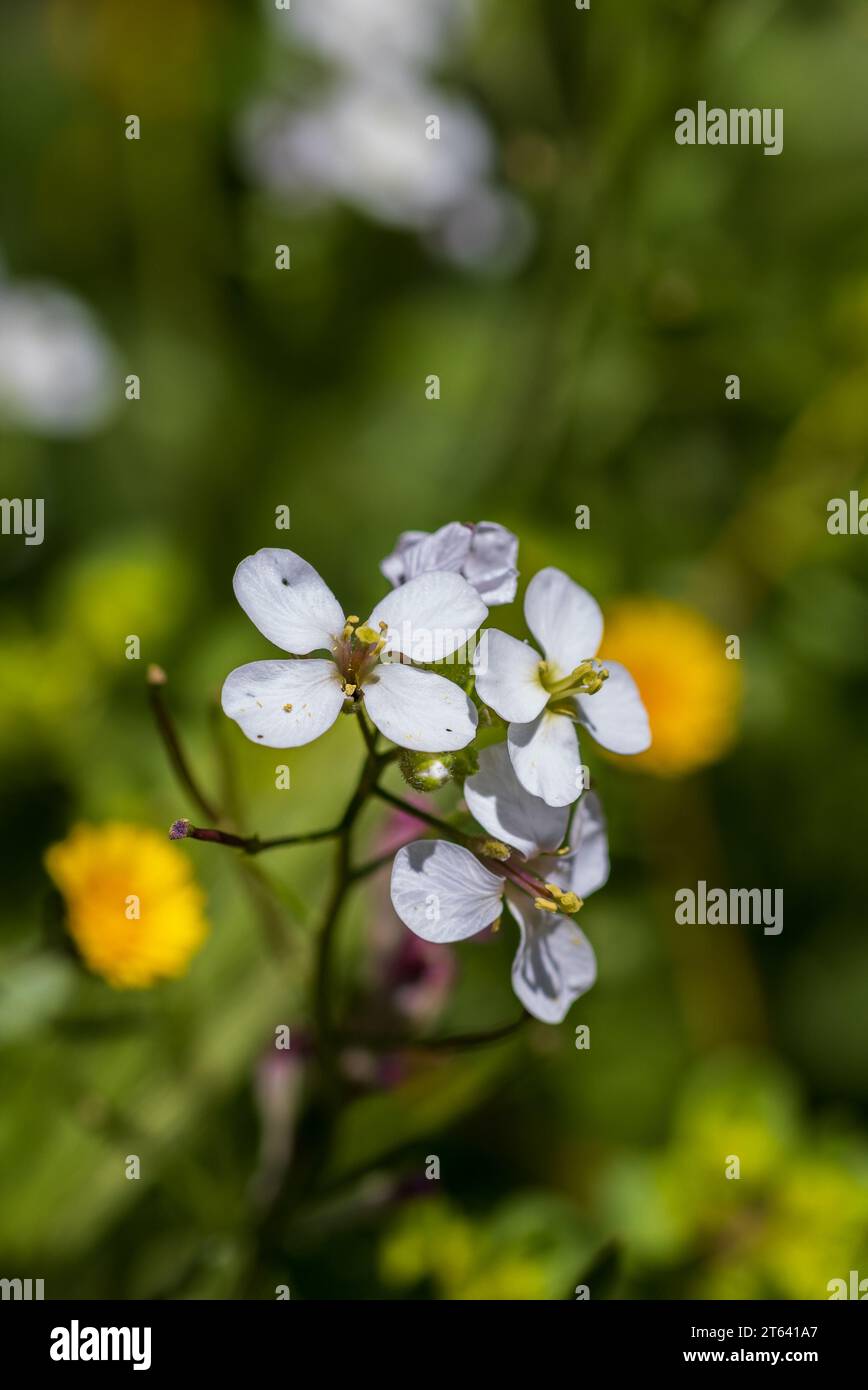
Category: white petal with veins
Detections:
[
  {"x1": 507, "y1": 892, "x2": 597, "y2": 1024},
  {"x1": 508, "y1": 710, "x2": 582, "y2": 808},
  {"x1": 473, "y1": 629, "x2": 547, "y2": 723},
  {"x1": 391, "y1": 840, "x2": 504, "y2": 943},
  {"x1": 465, "y1": 742, "x2": 567, "y2": 859},
  {"x1": 233, "y1": 549, "x2": 345, "y2": 655},
  {"x1": 524, "y1": 567, "x2": 603, "y2": 672},
  {"x1": 364, "y1": 661, "x2": 477, "y2": 751},
  {"x1": 540, "y1": 791, "x2": 610, "y2": 900},
  {"x1": 577, "y1": 660, "x2": 651, "y2": 754},
  {"x1": 366, "y1": 570, "x2": 487, "y2": 662}
]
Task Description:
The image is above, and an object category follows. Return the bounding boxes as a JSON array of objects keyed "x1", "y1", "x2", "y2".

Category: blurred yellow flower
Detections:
[
  {"x1": 45, "y1": 823, "x2": 208, "y2": 988},
  {"x1": 600, "y1": 598, "x2": 741, "y2": 776}
]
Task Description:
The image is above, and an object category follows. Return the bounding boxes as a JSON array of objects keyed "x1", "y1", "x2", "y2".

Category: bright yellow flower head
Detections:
[
  {"x1": 45, "y1": 823, "x2": 209, "y2": 988},
  {"x1": 600, "y1": 598, "x2": 741, "y2": 777}
]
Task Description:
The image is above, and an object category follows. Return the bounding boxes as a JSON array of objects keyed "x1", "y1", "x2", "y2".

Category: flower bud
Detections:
[{"x1": 398, "y1": 750, "x2": 454, "y2": 792}]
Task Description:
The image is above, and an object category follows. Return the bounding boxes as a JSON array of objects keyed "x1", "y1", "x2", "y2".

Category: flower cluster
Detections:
[{"x1": 221, "y1": 523, "x2": 650, "y2": 1023}]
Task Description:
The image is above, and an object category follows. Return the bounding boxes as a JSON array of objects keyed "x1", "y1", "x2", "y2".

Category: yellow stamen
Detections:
[
  {"x1": 540, "y1": 659, "x2": 609, "y2": 702},
  {"x1": 534, "y1": 897, "x2": 558, "y2": 913},
  {"x1": 355, "y1": 620, "x2": 390, "y2": 655},
  {"x1": 283, "y1": 703, "x2": 293, "y2": 713},
  {"x1": 545, "y1": 883, "x2": 584, "y2": 914}
]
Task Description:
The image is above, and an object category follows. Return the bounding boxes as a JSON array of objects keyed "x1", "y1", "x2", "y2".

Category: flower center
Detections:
[
  {"x1": 333, "y1": 616, "x2": 391, "y2": 699},
  {"x1": 539, "y1": 658, "x2": 608, "y2": 710}
]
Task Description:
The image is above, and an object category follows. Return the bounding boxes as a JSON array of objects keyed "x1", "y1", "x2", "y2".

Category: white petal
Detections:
[
  {"x1": 363, "y1": 661, "x2": 477, "y2": 751},
  {"x1": 380, "y1": 522, "x2": 471, "y2": 587},
  {"x1": 540, "y1": 791, "x2": 610, "y2": 900},
  {"x1": 524, "y1": 568, "x2": 603, "y2": 672},
  {"x1": 577, "y1": 660, "x2": 651, "y2": 754},
  {"x1": 462, "y1": 522, "x2": 519, "y2": 606},
  {"x1": 233, "y1": 548, "x2": 345, "y2": 655},
  {"x1": 465, "y1": 742, "x2": 567, "y2": 859},
  {"x1": 380, "y1": 529, "x2": 429, "y2": 587},
  {"x1": 390, "y1": 840, "x2": 504, "y2": 943},
  {"x1": 366, "y1": 570, "x2": 487, "y2": 662},
  {"x1": 473, "y1": 629, "x2": 547, "y2": 723},
  {"x1": 221, "y1": 658, "x2": 344, "y2": 748},
  {"x1": 508, "y1": 710, "x2": 582, "y2": 808},
  {"x1": 508, "y1": 892, "x2": 597, "y2": 1024}
]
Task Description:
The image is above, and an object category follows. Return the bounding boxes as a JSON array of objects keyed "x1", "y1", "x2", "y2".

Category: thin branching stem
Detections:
[
  {"x1": 371, "y1": 785, "x2": 470, "y2": 842},
  {"x1": 148, "y1": 669, "x2": 220, "y2": 823}
]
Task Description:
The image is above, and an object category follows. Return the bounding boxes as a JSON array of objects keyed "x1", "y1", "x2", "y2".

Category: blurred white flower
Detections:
[
  {"x1": 244, "y1": 0, "x2": 533, "y2": 269},
  {"x1": 0, "y1": 281, "x2": 116, "y2": 436},
  {"x1": 429, "y1": 186, "x2": 535, "y2": 274},
  {"x1": 268, "y1": 0, "x2": 473, "y2": 75},
  {"x1": 241, "y1": 79, "x2": 492, "y2": 231}
]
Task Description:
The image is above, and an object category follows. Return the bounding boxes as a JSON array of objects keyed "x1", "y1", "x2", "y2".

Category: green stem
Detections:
[
  {"x1": 148, "y1": 669, "x2": 220, "y2": 823},
  {"x1": 348, "y1": 848, "x2": 398, "y2": 882},
  {"x1": 314, "y1": 729, "x2": 386, "y2": 1077},
  {"x1": 339, "y1": 1012, "x2": 529, "y2": 1052},
  {"x1": 176, "y1": 822, "x2": 342, "y2": 853}
]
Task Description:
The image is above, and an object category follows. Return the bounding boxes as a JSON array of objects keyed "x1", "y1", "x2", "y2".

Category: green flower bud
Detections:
[
  {"x1": 397, "y1": 744, "x2": 480, "y2": 792},
  {"x1": 398, "y1": 750, "x2": 455, "y2": 792}
]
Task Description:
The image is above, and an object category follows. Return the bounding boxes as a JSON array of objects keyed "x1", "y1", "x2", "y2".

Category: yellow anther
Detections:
[
  {"x1": 490, "y1": 916, "x2": 501, "y2": 934},
  {"x1": 555, "y1": 845, "x2": 571, "y2": 856},
  {"x1": 342, "y1": 615, "x2": 359, "y2": 640},
  {"x1": 355, "y1": 620, "x2": 390, "y2": 655},
  {"x1": 559, "y1": 891, "x2": 583, "y2": 914},
  {"x1": 342, "y1": 683, "x2": 357, "y2": 697},
  {"x1": 582, "y1": 665, "x2": 609, "y2": 695},
  {"x1": 534, "y1": 897, "x2": 558, "y2": 913},
  {"x1": 283, "y1": 703, "x2": 293, "y2": 713},
  {"x1": 480, "y1": 838, "x2": 511, "y2": 862}
]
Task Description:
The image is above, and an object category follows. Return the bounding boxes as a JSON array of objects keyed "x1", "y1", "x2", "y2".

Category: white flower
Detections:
[
  {"x1": 221, "y1": 548, "x2": 486, "y2": 752},
  {"x1": 390, "y1": 743, "x2": 609, "y2": 1023},
  {"x1": 474, "y1": 568, "x2": 651, "y2": 807},
  {"x1": 380, "y1": 520, "x2": 518, "y2": 606},
  {"x1": 0, "y1": 281, "x2": 116, "y2": 436}
]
